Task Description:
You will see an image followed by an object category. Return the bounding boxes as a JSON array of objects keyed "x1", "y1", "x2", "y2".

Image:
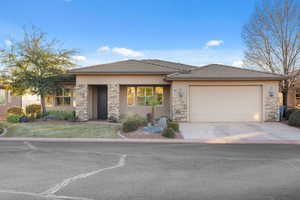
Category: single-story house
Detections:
[
  {"x1": 1, "y1": 59, "x2": 285, "y2": 122},
  {"x1": 67, "y1": 59, "x2": 284, "y2": 122}
]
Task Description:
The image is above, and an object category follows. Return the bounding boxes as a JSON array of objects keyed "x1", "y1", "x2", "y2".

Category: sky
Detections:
[{"x1": 0, "y1": 0, "x2": 258, "y2": 67}]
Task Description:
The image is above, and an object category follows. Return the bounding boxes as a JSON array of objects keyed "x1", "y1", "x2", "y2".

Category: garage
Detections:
[
  {"x1": 189, "y1": 85, "x2": 262, "y2": 122},
  {"x1": 167, "y1": 64, "x2": 285, "y2": 122}
]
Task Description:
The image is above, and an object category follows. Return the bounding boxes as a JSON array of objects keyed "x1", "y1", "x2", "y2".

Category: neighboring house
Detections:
[
  {"x1": 288, "y1": 77, "x2": 300, "y2": 108},
  {"x1": 67, "y1": 59, "x2": 285, "y2": 122},
  {"x1": 0, "y1": 86, "x2": 22, "y2": 120}
]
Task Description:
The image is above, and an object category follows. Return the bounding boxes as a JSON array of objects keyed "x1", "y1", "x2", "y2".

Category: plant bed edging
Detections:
[{"x1": 0, "y1": 128, "x2": 8, "y2": 137}]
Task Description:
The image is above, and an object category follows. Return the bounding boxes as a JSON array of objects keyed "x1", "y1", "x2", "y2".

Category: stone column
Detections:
[
  {"x1": 75, "y1": 84, "x2": 89, "y2": 121},
  {"x1": 264, "y1": 94, "x2": 279, "y2": 122},
  {"x1": 172, "y1": 87, "x2": 188, "y2": 122},
  {"x1": 108, "y1": 84, "x2": 120, "y2": 121}
]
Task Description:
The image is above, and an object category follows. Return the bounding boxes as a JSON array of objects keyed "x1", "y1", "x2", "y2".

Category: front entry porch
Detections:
[{"x1": 75, "y1": 84, "x2": 120, "y2": 121}]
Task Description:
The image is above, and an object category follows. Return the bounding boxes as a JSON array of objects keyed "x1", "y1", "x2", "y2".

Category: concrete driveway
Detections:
[{"x1": 180, "y1": 122, "x2": 300, "y2": 142}]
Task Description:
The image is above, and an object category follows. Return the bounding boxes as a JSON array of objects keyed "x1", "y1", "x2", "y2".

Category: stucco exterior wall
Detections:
[
  {"x1": 119, "y1": 85, "x2": 171, "y2": 119},
  {"x1": 171, "y1": 80, "x2": 280, "y2": 122}
]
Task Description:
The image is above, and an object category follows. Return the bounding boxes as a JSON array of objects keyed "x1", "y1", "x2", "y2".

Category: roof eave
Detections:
[
  {"x1": 165, "y1": 77, "x2": 287, "y2": 81},
  {"x1": 68, "y1": 71, "x2": 173, "y2": 75}
]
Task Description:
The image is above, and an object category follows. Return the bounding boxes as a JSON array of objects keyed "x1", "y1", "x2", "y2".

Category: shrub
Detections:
[
  {"x1": 285, "y1": 109, "x2": 299, "y2": 120},
  {"x1": 288, "y1": 110, "x2": 300, "y2": 127},
  {"x1": 7, "y1": 107, "x2": 24, "y2": 115},
  {"x1": 127, "y1": 114, "x2": 147, "y2": 126},
  {"x1": 26, "y1": 104, "x2": 41, "y2": 118},
  {"x1": 122, "y1": 114, "x2": 147, "y2": 133},
  {"x1": 6, "y1": 114, "x2": 22, "y2": 123},
  {"x1": 44, "y1": 110, "x2": 76, "y2": 121},
  {"x1": 122, "y1": 120, "x2": 139, "y2": 132},
  {"x1": 167, "y1": 121, "x2": 179, "y2": 132},
  {"x1": 162, "y1": 127, "x2": 176, "y2": 138}
]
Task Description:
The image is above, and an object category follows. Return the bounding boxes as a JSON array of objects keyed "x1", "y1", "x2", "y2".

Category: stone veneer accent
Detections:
[
  {"x1": 172, "y1": 87, "x2": 188, "y2": 122},
  {"x1": 264, "y1": 93, "x2": 279, "y2": 122},
  {"x1": 75, "y1": 84, "x2": 89, "y2": 121},
  {"x1": 107, "y1": 84, "x2": 120, "y2": 121}
]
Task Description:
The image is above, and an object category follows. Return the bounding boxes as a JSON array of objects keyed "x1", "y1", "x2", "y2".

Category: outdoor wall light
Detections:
[{"x1": 268, "y1": 87, "x2": 274, "y2": 97}]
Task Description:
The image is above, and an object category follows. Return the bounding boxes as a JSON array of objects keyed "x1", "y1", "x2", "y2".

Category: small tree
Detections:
[
  {"x1": 242, "y1": 0, "x2": 300, "y2": 105},
  {"x1": 148, "y1": 97, "x2": 160, "y2": 125},
  {"x1": 0, "y1": 28, "x2": 77, "y2": 113}
]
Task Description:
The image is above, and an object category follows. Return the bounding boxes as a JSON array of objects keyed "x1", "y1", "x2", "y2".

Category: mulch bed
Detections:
[{"x1": 121, "y1": 127, "x2": 183, "y2": 139}]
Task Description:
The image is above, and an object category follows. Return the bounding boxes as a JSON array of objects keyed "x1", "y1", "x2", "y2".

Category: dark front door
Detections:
[{"x1": 97, "y1": 85, "x2": 108, "y2": 120}]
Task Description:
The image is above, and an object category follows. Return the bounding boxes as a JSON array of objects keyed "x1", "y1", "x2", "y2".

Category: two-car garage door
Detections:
[{"x1": 189, "y1": 85, "x2": 262, "y2": 122}]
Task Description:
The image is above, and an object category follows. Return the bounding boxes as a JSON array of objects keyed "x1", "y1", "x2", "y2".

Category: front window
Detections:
[
  {"x1": 46, "y1": 88, "x2": 73, "y2": 106},
  {"x1": 137, "y1": 87, "x2": 154, "y2": 106},
  {"x1": 0, "y1": 89, "x2": 6, "y2": 105},
  {"x1": 55, "y1": 88, "x2": 73, "y2": 106},
  {"x1": 127, "y1": 86, "x2": 164, "y2": 106}
]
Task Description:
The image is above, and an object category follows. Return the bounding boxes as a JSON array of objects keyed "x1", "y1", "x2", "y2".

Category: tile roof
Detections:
[
  {"x1": 68, "y1": 59, "x2": 196, "y2": 74},
  {"x1": 166, "y1": 64, "x2": 286, "y2": 80}
]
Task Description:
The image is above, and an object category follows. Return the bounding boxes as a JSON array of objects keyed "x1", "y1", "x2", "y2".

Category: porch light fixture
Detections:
[{"x1": 268, "y1": 87, "x2": 274, "y2": 97}]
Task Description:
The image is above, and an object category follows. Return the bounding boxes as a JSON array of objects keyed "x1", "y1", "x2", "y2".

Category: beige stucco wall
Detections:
[
  {"x1": 171, "y1": 80, "x2": 280, "y2": 122},
  {"x1": 119, "y1": 85, "x2": 170, "y2": 119},
  {"x1": 76, "y1": 75, "x2": 170, "y2": 85}
]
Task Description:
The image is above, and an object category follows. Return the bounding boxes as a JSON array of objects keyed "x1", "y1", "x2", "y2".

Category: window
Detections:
[
  {"x1": 45, "y1": 88, "x2": 73, "y2": 107},
  {"x1": 127, "y1": 86, "x2": 164, "y2": 106},
  {"x1": 137, "y1": 87, "x2": 153, "y2": 106},
  {"x1": 127, "y1": 87, "x2": 135, "y2": 105},
  {"x1": 0, "y1": 89, "x2": 6, "y2": 105},
  {"x1": 55, "y1": 88, "x2": 73, "y2": 106}
]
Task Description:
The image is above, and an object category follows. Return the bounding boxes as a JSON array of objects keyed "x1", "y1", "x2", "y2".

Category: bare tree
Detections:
[{"x1": 242, "y1": 0, "x2": 300, "y2": 105}]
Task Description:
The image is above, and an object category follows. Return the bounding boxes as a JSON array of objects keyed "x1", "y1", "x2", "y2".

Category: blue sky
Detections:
[{"x1": 0, "y1": 0, "x2": 257, "y2": 67}]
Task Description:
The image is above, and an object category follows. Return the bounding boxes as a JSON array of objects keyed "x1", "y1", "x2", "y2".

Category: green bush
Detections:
[
  {"x1": 167, "y1": 121, "x2": 179, "y2": 132},
  {"x1": 122, "y1": 120, "x2": 139, "y2": 132},
  {"x1": 288, "y1": 110, "x2": 300, "y2": 127},
  {"x1": 285, "y1": 109, "x2": 299, "y2": 120},
  {"x1": 162, "y1": 127, "x2": 176, "y2": 138},
  {"x1": 44, "y1": 110, "x2": 76, "y2": 121},
  {"x1": 7, "y1": 107, "x2": 24, "y2": 115},
  {"x1": 26, "y1": 104, "x2": 41, "y2": 118},
  {"x1": 126, "y1": 114, "x2": 148, "y2": 126},
  {"x1": 6, "y1": 114, "x2": 22, "y2": 123}
]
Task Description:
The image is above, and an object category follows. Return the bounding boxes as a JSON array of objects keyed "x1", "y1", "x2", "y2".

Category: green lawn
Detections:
[{"x1": 3, "y1": 121, "x2": 121, "y2": 138}]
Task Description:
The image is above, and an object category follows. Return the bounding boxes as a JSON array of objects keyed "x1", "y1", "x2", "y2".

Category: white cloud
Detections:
[
  {"x1": 205, "y1": 40, "x2": 223, "y2": 47},
  {"x1": 4, "y1": 40, "x2": 12, "y2": 47},
  {"x1": 98, "y1": 46, "x2": 110, "y2": 52},
  {"x1": 232, "y1": 60, "x2": 244, "y2": 67},
  {"x1": 112, "y1": 47, "x2": 144, "y2": 57},
  {"x1": 72, "y1": 56, "x2": 86, "y2": 61}
]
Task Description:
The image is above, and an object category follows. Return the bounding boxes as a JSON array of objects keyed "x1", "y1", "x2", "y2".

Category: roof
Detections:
[
  {"x1": 68, "y1": 59, "x2": 196, "y2": 74},
  {"x1": 166, "y1": 64, "x2": 286, "y2": 81}
]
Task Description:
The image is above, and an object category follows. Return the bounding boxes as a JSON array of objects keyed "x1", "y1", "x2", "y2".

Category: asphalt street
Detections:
[{"x1": 0, "y1": 141, "x2": 300, "y2": 200}]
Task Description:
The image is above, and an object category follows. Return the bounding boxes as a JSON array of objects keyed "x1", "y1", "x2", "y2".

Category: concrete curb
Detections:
[{"x1": 0, "y1": 137, "x2": 300, "y2": 144}]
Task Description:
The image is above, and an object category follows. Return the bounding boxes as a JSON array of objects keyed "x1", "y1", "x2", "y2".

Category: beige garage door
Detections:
[{"x1": 189, "y1": 85, "x2": 262, "y2": 122}]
